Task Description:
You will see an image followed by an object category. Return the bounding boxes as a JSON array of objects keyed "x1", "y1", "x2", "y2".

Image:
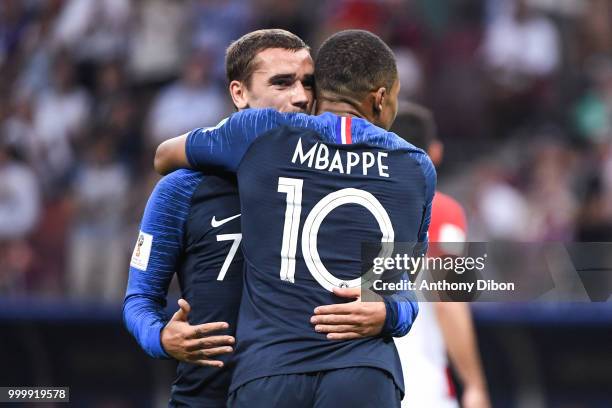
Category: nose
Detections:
[{"x1": 291, "y1": 81, "x2": 310, "y2": 112}]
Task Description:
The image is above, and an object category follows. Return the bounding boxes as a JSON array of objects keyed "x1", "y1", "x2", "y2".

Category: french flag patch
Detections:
[{"x1": 335, "y1": 116, "x2": 352, "y2": 144}]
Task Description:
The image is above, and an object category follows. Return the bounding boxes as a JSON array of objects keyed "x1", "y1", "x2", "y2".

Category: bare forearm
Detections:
[
  {"x1": 154, "y1": 134, "x2": 190, "y2": 175},
  {"x1": 435, "y1": 302, "x2": 487, "y2": 389}
]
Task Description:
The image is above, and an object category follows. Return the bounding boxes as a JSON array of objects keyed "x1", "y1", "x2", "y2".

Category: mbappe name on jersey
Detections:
[{"x1": 291, "y1": 137, "x2": 390, "y2": 177}]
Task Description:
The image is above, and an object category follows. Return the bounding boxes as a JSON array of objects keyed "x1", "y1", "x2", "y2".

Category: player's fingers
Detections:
[
  {"x1": 311, "y1": 313, "x2": 360, "y2": 325},
  {"x1": 184, "y1": 336, "x2": 235, "y2": 352},
  {"x1": 314, "y1": 324, "x2": 356, "y2": 334},
  {"x1": 188, "y1": 346, "x2": 233, "y2": 360},
  {"x1": 187, "y1": 322, "x2": 229, "y2": 339},
  {"x1": 332, "y1": 287, "x2": 361, "y2": 299},
  {"x1": 326, "y1": 332, "x2": 361, "y2": 340},
  {"x1": 170, "y1": 308, "x2": 185, "y2": 322},
  {"x1": 172, "y1": 299, "x2": 189, "y2": 322},
  {"x1": 202, "y1": 346, "x2": 234, "y2": 357},
  {"x1": 178, "y1": 298, "x2": 191, "y2": 316},
  {"x1": 192, "y1": 359, "x2": 224, "y2": 368},
  {"x1": 313, "y1": 304, "x2": 354, "y2": 315}
]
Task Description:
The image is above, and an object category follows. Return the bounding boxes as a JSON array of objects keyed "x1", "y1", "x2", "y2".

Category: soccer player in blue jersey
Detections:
[
  {"x1": 123, "y1": 30, "x2": 314, "y2": 407},
  {"x1": 155, "y1": 30, "x2": 435, "y2": 407},
  {"x1": 125, "y1": 29, "x2": 406, "y2": 407}
]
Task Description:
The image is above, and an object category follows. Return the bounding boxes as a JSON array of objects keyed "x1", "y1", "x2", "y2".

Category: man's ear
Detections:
[
  {"x1": 372, "y1": 87, "x2": 387, "y2": 116},
  {"x1": 229, "y1": 80, "x2": 249, "y2": 109}
]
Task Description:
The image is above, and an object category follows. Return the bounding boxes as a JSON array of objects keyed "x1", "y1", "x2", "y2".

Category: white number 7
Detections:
[{"x1": 216, "y1": 233, "x2": 242, "y2": 281}]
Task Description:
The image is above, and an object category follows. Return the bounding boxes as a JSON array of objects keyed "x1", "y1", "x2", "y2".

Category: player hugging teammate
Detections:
[{"x1": 124, "y1": 28, "x2": 486, "y2": 408}]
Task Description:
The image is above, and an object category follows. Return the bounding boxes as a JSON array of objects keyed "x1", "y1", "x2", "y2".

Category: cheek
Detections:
[
  {"x1": 265, "y1": 91, "x2": 286, "y2": 105},
  {"x1": 248, "y1": 87, "x2": 275, "y2": 108},
  {"x1": 255, "y1": 89, "x2": 293, "y2": 111},
  {"x1": 271, "y1": 92, "x2": 293, "y2": 109}
]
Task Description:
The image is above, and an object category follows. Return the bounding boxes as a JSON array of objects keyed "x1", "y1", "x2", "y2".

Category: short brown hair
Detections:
[{"x1": 225, "y1": 29, "x2": 309, "y2": 87}]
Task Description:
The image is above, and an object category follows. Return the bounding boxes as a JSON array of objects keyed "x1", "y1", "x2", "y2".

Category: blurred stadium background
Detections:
[{"x1": 0, "y1": 0, "x2": 611, "y2": 406}]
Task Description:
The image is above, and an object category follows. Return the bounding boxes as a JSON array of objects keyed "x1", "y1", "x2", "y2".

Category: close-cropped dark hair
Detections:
[
  {"x1": 225, "y1": 29, "x2": 309, "y2": 87},
  {"x1": 315, "y1": 30, "x2": 397, "y2": 100},
  {"x1": 391, "y1": 103, "x2": 437, "y2": 151}
]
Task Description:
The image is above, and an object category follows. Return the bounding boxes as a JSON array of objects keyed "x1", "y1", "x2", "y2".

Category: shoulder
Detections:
[
  {"x1": 374, "y1": 125, "x2": 437, "y2": 193},
  {"x1": 231, "y1": 109, "x2": 330, "y2": 133},
  {"x1": 151, "y1": 169, "x2": 204, "y2": 205},
  {"x1": 141, "y1": 170, "x2": 204, "y2": 233},
  {"x1": 217, "y1": 108, "x2": 286, "y2": 138},
  {"x1": 409, "y1": 146, "x2": 436, "y2": 184},
  {"x1": 372, "y1": 125, "x2": 436, "y2": 184},
  {"x1": 351, "y1": 118, "x2": 425, "y2": 153},
  {"x1": 230, "y1": 108, "x2": 284, "y2": 125}
]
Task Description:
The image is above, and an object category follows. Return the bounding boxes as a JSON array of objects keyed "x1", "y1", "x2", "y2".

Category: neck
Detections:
[
  {"x1": 316, "y1": 100, "x2": 363, "y2": 118},
  {"x1": 315, "y1": 91, "x2": 370, "y2": 121}
]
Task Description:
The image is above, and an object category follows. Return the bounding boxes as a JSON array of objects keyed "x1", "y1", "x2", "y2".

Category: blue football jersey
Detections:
[
  {"x1": 123, "y1": 169, "x2": 243, "y2": 406},
  {"x1": 185, "y1": 109, "x2": 436, "y2": 395}
]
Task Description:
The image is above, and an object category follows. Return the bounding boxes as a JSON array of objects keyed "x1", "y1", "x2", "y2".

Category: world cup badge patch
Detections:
[{"x1": 130, "y1": 231, "x2": 153, "y2": 271}]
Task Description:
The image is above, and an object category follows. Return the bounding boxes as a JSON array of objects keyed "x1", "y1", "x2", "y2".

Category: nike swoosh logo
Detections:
[{"x1": 211, "y1": 213, "x2": 241, "y2": 228}]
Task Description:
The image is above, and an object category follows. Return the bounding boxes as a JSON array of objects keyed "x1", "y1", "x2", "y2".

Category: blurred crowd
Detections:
[{"x1": 0, "y1": 0, "x2": 611, "y2": 301}]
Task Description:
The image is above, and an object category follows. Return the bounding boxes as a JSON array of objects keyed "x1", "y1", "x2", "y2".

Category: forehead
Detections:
[{"x1": 252, "y1": 48, "x2": 313, "y2": 76}]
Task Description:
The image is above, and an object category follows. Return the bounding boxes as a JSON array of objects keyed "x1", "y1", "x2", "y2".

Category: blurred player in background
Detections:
[
  {"x1": 391, "y1": 103, "x2": 491, "y2": 408},
  {"x1": 155, "y1": 29, "x2": 432, "y2": 407}
]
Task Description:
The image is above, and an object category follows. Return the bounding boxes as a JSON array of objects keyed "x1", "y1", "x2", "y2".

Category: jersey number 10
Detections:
[{"x1": 278, "y1": 177, "x2": 395, "y2": 292}]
